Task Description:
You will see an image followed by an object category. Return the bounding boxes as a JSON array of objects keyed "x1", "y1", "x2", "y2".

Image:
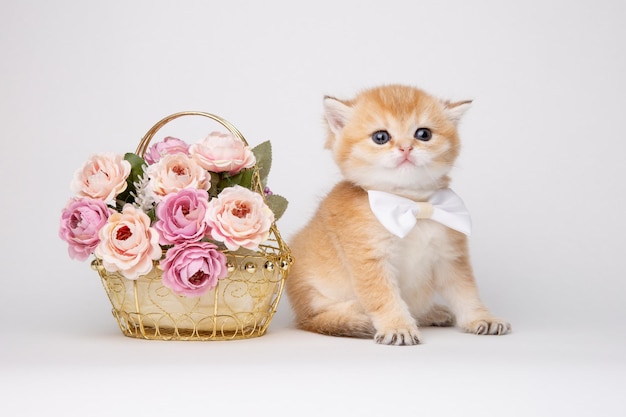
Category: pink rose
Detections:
[
  {"x1": 144, "y1": 136, "x2": 190, "y2": 165},
  {"x1": 146, "y1": 153, "x2": 210, "y2": 199},
  {"x1": 189, "y1": 131, "x2": 256, "y2": 175},
  {"x1": 154, "y1": 188, "x2": 211, "y2": 245},
  {"x1": 59, "y1": 198, "x2": 112, "y2": 261},
  {"x1": 206, "y1": 185, "x2": 274, "y2": 251},
  {"x1": 71, "y1": 153, "x2": 131, "y2": 202},
  {"x1": 160, "y1": 241, "x2": 228, "y2": 297},
  {"x1": 94, "y1": 204, "x2": 162, "y2": 280}
]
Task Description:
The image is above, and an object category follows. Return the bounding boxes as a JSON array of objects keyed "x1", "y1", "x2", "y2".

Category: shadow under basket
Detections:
[{"x1": 92, "y1": 247, "x2": 291, "y2": 341}]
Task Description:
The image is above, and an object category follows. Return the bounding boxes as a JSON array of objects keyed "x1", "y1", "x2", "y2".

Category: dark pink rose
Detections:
[
  {"x1": 160, "y1": 241, "x2": 228, "y2": 297},
  {"x1": 154, "y1": 188, "x2": 211, "y2": 245},
  {"x1": 144, "y1": 136, "x2": 190, "y2": 165},
  {"x1": 59, "y1": 198, "x2": 112, "y2": 261}
]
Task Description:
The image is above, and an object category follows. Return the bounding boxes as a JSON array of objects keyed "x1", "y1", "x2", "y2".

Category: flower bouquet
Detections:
[{"x1": 59, "y1": 111, "x2": 292, "y2": 340}]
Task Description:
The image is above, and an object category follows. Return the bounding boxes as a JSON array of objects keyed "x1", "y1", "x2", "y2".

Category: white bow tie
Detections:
[{"x1": 367, "y1": 188, "x2": 472, "y2": 238}]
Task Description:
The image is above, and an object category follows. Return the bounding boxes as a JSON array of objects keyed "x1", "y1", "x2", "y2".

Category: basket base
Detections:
[
  {"x1": 93, "y1": 248, "x2": 291, "y2": 341},
  {"x1": 111, "y1": 309, "x2": 271, "y2": 341}
]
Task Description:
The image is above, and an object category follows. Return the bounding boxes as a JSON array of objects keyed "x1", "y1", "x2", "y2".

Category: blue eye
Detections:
[
  {"x1": 372, "y1": 130, "x2": 391, "y2": 145},
  {"x1": 414, "y1": 128, "x2": 432, "y2": 141}
]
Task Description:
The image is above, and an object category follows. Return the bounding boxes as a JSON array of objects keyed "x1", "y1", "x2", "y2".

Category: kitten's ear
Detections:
[
  {"x1": 443, "y1": 100, "x2": 472, "y2": 125},
  {"x1": 323, "y1": 96, "x2": 353, "y2": 135}
]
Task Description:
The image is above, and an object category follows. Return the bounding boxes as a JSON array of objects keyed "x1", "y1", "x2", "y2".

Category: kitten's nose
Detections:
[{"x1": 399, "y1": 145, "x2": 413, "y2": 155}]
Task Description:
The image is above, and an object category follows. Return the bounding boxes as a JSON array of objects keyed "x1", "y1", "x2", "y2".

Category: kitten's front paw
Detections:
[
  {"x1": 374, "y1": 327, "x2": 422, "y2": 346},
  {"x1": 463, "y1": 318, "x2": 511, "y2": 335}
]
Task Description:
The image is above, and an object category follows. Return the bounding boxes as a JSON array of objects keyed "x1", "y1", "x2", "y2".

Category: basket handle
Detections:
[{"x1": 135, "y1": 111, "x2": 248, "y2": 156}]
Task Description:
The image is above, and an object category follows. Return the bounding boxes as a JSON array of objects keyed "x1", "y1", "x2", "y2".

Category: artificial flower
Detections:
[
  {"x1": 61, "y1": 125, "x2": 288, "y2": 298},
  {"x1": 71, "y1": 153, "x2": 131, "y2": 202},
  {"x1": 144, "y1": 136, "x2": 190, "y2": 165},
  {"x1": 189, "y1": 131, "x2": 256, "y2": 175},
  {"x1": 154, "y1": 188, "x2": 211, "y2": 245},
  {"x1": 146, "y1": 153, "x2": 210, "y2": 199},
  {"x1": 59, "y1": 198, "x2": 112, "y2": 261},
  {"x1": 94, "y1": 204, "x2": 162, "y2": 280},
  {"x1": 206, "y1": 185, "x2": 274, "y2": 251},
  {"x1": 160, "y1": 241, "x2": 228, "y2": 297}
]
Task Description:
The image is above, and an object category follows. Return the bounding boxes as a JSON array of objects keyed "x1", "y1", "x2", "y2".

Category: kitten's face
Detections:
[{"x1": 324, "y1": 85, "x2": 470, "y2": 195}]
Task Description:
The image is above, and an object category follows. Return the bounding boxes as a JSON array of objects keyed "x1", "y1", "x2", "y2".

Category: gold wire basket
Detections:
[{"x1": 91, "y1": 111, "x2": 292, "y2": 341}]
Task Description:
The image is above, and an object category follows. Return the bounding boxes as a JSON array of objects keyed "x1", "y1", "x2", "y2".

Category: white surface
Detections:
[{"x1": 2, "y1": 1, "x2": 625, "y2": 416}]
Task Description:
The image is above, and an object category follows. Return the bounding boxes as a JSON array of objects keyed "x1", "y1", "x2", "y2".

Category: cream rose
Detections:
[
  {"x1": 146, "y1": 153, "x2": 210, "y2": 199},
  {"x1": 206, "y1": 185, "x2": 274, "y2": 251},
  {"x1": 94, "y1": 204, "x2": 162, "y2": 280},
  {"x1": 70, "y1": 153, "x2": 131, "y2": 202},
  {"x1": 189, "y1": 131, "x2": 256, "y2": 175}
]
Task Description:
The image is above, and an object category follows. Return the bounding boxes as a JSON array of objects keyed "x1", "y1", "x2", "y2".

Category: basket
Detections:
[{"x1": 91, "y1": 111, "x2": 292, "y2": 341}]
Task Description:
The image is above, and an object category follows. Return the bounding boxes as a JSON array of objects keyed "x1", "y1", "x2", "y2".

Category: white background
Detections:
[{"x1": 2, "y1": 1, "x2": 625, "y2": 416}]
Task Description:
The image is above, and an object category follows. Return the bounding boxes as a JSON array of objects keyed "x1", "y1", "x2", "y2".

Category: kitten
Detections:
[{"x1": 286, "y1": 84, "x2": 511, "y2": 345}]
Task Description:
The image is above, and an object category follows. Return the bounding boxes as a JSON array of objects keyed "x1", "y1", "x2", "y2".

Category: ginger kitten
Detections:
[{"x1": 286, "y1": 84, "x2": 511, "y2": 345}]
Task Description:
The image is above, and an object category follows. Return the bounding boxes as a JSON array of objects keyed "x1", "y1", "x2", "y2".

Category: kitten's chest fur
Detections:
[
  {"x1": 308, "y1": 181, "x2": 462, "y2": 320},
  {"x1": 384, "y1": 217, "x2": 457, "y2": 291},
  {"x1": 322, "y1": 182, "x2": 459, "y2": 289}
]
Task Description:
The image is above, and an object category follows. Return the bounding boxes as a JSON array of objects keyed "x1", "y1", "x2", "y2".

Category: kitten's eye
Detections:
[
  {"x1": 414, "y1": 128, "x2": 432, "y2": 142},
  {"x1": 372, "y1": 130, "x2": 391, "y2": 145}
]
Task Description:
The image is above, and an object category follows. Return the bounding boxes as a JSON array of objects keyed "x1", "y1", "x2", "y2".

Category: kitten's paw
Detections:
[
  {"x1": 463, "y1": 318, "x2": 511, "y2": 335},
  {"x1": 374, "y1": 327, "x2": 422, "y2": 346}
]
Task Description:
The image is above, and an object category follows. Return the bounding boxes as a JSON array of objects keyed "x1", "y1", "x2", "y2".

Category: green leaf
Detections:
[
  {"x1": 216, "y1": 168, "x2": 254, "y2": 193},
  {"x1": 124, "y1": 152, "x2": 147, "y2": 184},
  {"x1": 251, "y1": 140, "x2": 272, "y2": 186},
  {"x1": 208, "y1": 171, "x2": 221, "y2": 198},
  {"x1": 115, "y1": 153, "x2": 147, "y2": 210},
  {"x1": 266, "y1": 194, "x2": 288, "y2": 221},
  {"x1": 145, "y1": 206, "x2": 156, "y2": 223}
]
